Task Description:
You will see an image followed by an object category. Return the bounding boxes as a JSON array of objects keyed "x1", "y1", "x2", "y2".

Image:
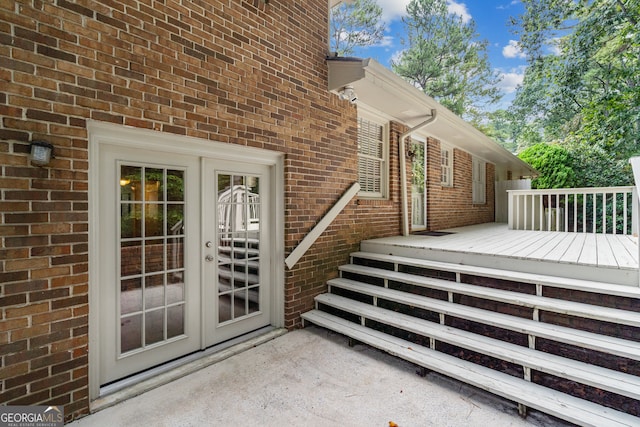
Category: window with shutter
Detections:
[
  {"x1": 472, "y1": 157, "x2": 486, "y2": 204},
  {"x1": 441, "y1": 146, "x2": 452, "y2": 186},
  {"x1": 357, "y1": 117, "x2": 387, "y2": 198}
]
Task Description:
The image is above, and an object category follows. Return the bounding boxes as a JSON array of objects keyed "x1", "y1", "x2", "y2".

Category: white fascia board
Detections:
[
  {"x1": 329, "y1": 0, "x2": 354, "y2": 6},
  {"x1": 327, "y1": 57, "x2": 537, "y2": 177}
]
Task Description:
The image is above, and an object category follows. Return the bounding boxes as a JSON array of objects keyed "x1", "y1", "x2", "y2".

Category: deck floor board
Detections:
[
  {"x1": 378, "y1": 223, "x2": 638, "y2": 272},
  {"x1": 617, "y1": 235, "x2": 639, "y2": 268},
  {"x1": 525, "y1": 232, "x2": 567, "y2": 259},
  {"x1": 541, "y1": 232, "x2": 577, "y2": 262}
]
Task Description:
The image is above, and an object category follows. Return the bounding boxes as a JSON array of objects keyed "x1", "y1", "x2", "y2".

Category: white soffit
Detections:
[
  {"x1": 329, "y1": 0, "x2": 353, "y2": 7},
  {"x1": 327, "y1": 57, "x2": 537, "y2": 177}
]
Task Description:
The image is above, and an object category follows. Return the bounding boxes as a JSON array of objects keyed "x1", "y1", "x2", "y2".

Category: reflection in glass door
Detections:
[
  {"x1": 118, "y1": 165, "x2": 187, "y2": 354},
  {"x1": 203, "y1": 159, "x2": 271, "y2": 346},
  {"x1": 217, "y1": 174, "x2": 261, "y2": 323},
  {"x1": 93, "y1": 127, "x2": 281, "y2": 395},
  {"x1": 98, "y1": 143, "x2": 200, "y2": 386},
  {"x1": 411, "y1": 140, "x2": 427, "y2": 230}
]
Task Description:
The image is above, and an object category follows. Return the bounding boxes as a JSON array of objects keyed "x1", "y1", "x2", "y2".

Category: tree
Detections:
[
  {"x1": 391, "y1": 0, "x2": 502, "y2": 118},
  {"x1": 510, "y1": 0, "x2": 639, "y2": 166},
  {"x1": 330, "y1": 0, "x2": 386, "y2": 56},
  {"x1": 518, "y1": 143, "x2": 576, "y2": 189},
  {"x1": 475, "y1": 110, "x2": 514, "y2": 151},
  {"x1": 564, "y1": 135, "x2": 633, "y2": 187}
]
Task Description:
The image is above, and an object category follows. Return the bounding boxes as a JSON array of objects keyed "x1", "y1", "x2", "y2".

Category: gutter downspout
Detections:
[{"x1": 399, "y1": 109, "x2": 437, "y2": 236}]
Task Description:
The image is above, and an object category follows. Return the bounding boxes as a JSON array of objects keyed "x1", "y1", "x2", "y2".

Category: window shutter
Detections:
[
  {"x1": 472, "y1": 157, "x2": 486, "y2": 204},
  {"x1": 357, "y1": 118, "x2": 385, "y2": 196},
  {"x1": 440, "y1": 147, "x2": 452, "y2": 186}
]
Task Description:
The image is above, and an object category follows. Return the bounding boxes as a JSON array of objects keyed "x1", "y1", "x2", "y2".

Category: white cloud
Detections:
[
  {"x1": 497, "y1": 0, "x2": 520, "y2": 10},
  {"x1": 378, "y1": 35, "x2": 395, "y2": 47},
  {"x1": 496, "y1": 66, "x2": 525, "y2": 94},
  {"x1": 390, "y1": 49, "x2": 404, "y2": 64},
  {"x1": 375, "y1": 0, "x2": 410, "y2": 23},
  {"x1": 447, "y1": 1, "x2": 471, "y2": 24},
  {"x1": 374, "y1": 0, "x2": 472, "y2": 24},
  {"x1": 547, "y1": 37, "x2": 563, "y2": 55},
  {"x1": 362, "y1": 35, "x2": 395, "y2": 49},
  {"x1": 502, "y1": 40, "x2": 526, "y2": 59}
]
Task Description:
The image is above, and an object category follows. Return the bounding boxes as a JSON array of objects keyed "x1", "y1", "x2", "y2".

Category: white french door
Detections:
[
  {"x1": 411, "y1": 139, "x2": 427, "y2": 230},
  {"x1": 97, "y1": 144, "x2": 273, "y2": 386},
  {"x1": 202, "y1": 158, "x2": 271, "y2": 345}
]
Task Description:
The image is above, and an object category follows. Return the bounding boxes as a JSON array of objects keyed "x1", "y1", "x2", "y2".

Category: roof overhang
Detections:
[
  {"x1": 329, "y1": 0, "x2": 353, "y2": 7},
  {"x1": 327, "y1": 57, "x2": 537, "y2": 178}
]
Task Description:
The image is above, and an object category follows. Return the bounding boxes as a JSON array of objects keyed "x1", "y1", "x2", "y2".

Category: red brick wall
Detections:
[
  {"x1": 288, "y1": 121, "x2": 405, "y2": 324},
  {"x1": 0, "y1": 0, "x2": 397, "y2": 420},
  {"x1": 425, "y1": 138, "x2": 495, "y2": 230}
]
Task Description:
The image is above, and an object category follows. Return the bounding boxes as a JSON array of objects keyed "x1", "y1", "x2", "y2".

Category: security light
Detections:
[
  {"x1": 338, "y1": 85, "x2": 358, "y2": 104},
  {"x1": 30, "y1": 140, "x2": 54, "y2": 166}
]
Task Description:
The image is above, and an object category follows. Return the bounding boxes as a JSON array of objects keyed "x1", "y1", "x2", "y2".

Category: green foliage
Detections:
[
  {"x1": 330, "y1": 0, "x2": 386, "y2": 56},
  {"x1": 391, "y1": 0, "x2": 502, "y2": 118},
  {"x1": 508, "y1": 0, "x2": 640, "y2": 176},
  {"x1": 120, "y1": 168, "x2": 185, "y2": 237},
  {"x1": 518, "y1": 143, "x2": 576, "y2": 189},
  {"x1": 474, "y1": 110, "x2": 515, "y2": 152},
  {"x1": 563, "y1": 135, "x2": 633, "y2": 187}
]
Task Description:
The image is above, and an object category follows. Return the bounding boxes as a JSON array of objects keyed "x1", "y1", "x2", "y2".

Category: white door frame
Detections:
[{"x1": 87, "y1": 121, "x2": 285, "y2": 400}]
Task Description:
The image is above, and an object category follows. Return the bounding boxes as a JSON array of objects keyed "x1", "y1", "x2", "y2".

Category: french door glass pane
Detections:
[
  {"x1": 217, "y1": 173, "x2": 261, "y2": 324},
  {"x1": 119, "y1": 164, "x2": 186, "y2": 355},
  {"x1": 120, "y1": 314, "x2": 142, "y2": 353},
  {"x1": 120, "y1": 277, "x2": 142, "y2": 315},
  {"x1": 411, "y1": 141, "x2": 426, "y2": 227}
]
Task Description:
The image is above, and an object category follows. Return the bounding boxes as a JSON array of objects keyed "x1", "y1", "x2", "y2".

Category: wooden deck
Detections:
[{"x1": 360, "y1": 223, "x2": 639, "y2": 287}]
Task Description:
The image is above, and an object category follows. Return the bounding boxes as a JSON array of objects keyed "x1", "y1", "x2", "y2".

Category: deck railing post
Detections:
[
  {"x1": 633, "y1": 188, "x2": 638, "y2": 237},
  {"x1": 508, "y1": 190, "x2": 514, "y2": 230},
  {"x1": 508, "y1": 187, "x2": 634, "y2": 235},
  {"x1": 629, "y1": 157, "x2": 640, "y2": 286}
]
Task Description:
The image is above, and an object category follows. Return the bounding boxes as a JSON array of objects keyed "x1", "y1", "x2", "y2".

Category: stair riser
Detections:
[
  {"x1": 302, "y1": 310, "x2": 640, "y2": 427},
  {"x1": 313, "y1": 250, "x2": 640, "y2": 419},
  {"x1": 328, "y1": 276, "x2": 640, "y2": 415},
  {"x1": 359, "y1": 241, "x2": 638, "y2": 286},
  {"x1": 318, "y1": 294, "x2": 640, "y2": 402}
]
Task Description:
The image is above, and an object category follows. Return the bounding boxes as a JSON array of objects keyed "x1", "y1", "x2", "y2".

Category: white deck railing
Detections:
[{"x1": 508, "y1": 186, "x2": 638, "y2": 235}]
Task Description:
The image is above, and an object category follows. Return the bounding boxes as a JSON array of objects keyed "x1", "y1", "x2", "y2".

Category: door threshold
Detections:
[{"x1": 91, "y1": 327, "x2": 286, "y2": 413}]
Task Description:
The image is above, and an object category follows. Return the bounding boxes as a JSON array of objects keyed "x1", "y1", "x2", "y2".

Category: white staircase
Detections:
[{"x1": 302, "y1": 251, "x2": 640, "y2": 426}]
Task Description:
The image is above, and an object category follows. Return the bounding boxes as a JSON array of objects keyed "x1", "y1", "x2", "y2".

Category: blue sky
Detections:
[{"x1": 348, "y1": 0, "x2": 528, "y2": 108}]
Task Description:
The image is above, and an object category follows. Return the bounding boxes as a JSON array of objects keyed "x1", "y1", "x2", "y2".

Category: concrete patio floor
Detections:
[{"x1": 70, "y1": 327, "x2": 572, "y2": 427}]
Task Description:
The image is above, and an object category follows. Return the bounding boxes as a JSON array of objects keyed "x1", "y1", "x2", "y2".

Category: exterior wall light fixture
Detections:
[
  {"x1": 30, "y1": 140, "x2": 54, "y2": 166},
  {"x1": 338, "y1": 85, "x2": 358, "y2": 104}
]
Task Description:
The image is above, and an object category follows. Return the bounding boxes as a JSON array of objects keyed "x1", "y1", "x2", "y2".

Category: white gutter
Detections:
[{"x1": 399, "y1": 110, "x2": 437, "y2": 236}]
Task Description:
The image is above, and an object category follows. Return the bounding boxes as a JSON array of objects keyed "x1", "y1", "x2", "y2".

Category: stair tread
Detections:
[
  {"x1": 301, "y1": 310, "x2": 640, "y2": 427},
  {"x1": 218, "y1": 246, "x2": 260, "y2": 256},
  {"x1": 316, "y1": 293, "x2": 640, "y2": 400},
  {"x1": 350, "y1": 251, "x2": 640, "y2": 299},
  {"x1": 329, "y1": 277, "x2": 640, "y2": 361},
  {"x1": 217, "y1": 268, "x2": 259, "y2": 283},
  {"x1": 339, "y1": 264, "x2": 640, "y2": 327},
  {"x1": 217, "y1": 254, "x2": 260, "y2": 269}
]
